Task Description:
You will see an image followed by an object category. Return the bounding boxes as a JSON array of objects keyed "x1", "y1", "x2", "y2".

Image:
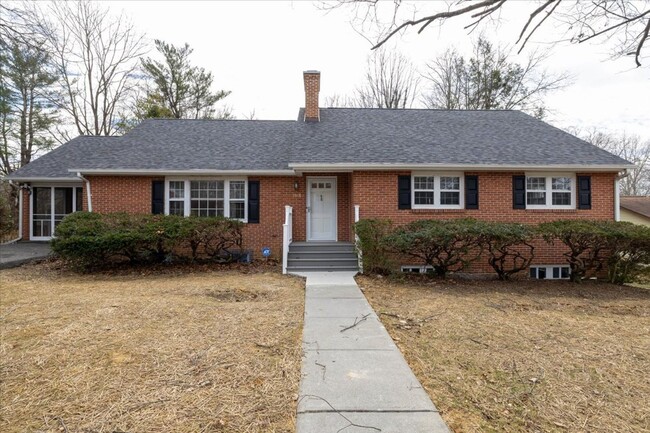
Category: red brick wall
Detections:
[
  {"x1": 352, "y1": 171, "x2": 615, "y2": 222},
  {"x1": 351, "y1": 171, "x2": 616, "y2": 270},
  {"x1": 88, "y1": 176, "x2": 159, "y2": 214},
  {"x1": 20, "y1": 171, "x2": 616, "y2": 271}
]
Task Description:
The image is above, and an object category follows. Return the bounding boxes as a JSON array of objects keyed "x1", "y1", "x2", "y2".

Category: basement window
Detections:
[
  {"x1": 529, "y1": 265, "x2": 570, "y2": 280},
  {"x1": 401, "y1": 265, "x2": 434, "y2": 274}
]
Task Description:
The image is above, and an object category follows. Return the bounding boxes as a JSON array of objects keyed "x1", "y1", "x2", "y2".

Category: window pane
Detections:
[
  {"x1": 552, "y1": 192, "x2": 571, "y2": 205},
  {"x1": 230, "y1": 201, "x2": 245, "y2": 219},
  {"x1": 538, "y1": 267, "x2": 546, "y2": 279},
  {"x1": 169, "y1": 201, "x2": 184, "y2": 215},
  {"x1": 527, "y1": 191, "x2": 546, "y2": 205},
  {"x1": 440, "y1": 177, "x2": 460, "y2": 190},
  {"x1": 440, "y1": 191, "x2": 460, "y2": 205},
  {"x1": 529, "y1": 268, "x2": 537, "y2": 278},
  {"x1": 414, "y1": 191, "x2": 434, "y2": 205},
  {"x1": 553, "y1": 267, "x2": 560, "y2": 279},
  {"x1": 527, "y1": 177, "x2": 546, "y2": 190},
  {"x1": 169, "y1": 181, "x2": 185, "y2": 199},
  {"x1": 414, "y1": 176, "x2": 435, "y2": 190},
  {"x1": 561, "y1": 267, "x2": 569, "y2": 279},
  {"x1": 552, "y1": 177, "x2": 571, "y2": 191},
  {"x1": 230, "y1": 181, "x2": 245, "y2": 199},
  {"x1": 191, "y1": 199, "x2": 223, "y2": 217}
]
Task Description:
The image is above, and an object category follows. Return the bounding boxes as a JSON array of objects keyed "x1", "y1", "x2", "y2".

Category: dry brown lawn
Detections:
[
  {"x1": 358, "y1": 275, "x2": 650, "y2": 433},
  {"x1": 0, "y1": 262, "x2": 304, "y2": 433}
]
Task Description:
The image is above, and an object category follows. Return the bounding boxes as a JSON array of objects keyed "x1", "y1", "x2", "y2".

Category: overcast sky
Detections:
[{"x1": 105, "y1": 1, "x2": 649, "y2": 137}]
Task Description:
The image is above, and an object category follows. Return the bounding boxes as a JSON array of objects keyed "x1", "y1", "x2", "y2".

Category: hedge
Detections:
[
  {"x1": 51, "y1": 212, "x2": 243, "y2": 270},
  {"x1": 356, "y1": 218, "x2": 650, "y2": 283}
]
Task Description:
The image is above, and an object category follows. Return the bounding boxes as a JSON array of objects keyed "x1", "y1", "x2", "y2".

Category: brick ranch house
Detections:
[{"x1": 7, "y1": 71, "x2": 634, "y2": 277}]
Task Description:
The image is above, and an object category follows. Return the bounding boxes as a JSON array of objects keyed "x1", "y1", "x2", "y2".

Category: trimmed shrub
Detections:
[
  {"x1": 384, "y1": 219, "x2": 483, "y2": 278},
  {"x1": 539, "y1": 220, "x2": 613, "y2": 283},
  {"x1": 475, "y1": 221, "x2": 536, "y2": 280},
  {"x1": 354, "y1": 219, "x2": 393, "y2": 274},
  {"x1": 52, "y1": 212, "x2": 243, "y2": 270},
  {"x1": 603, "y1": 222, "x2": 650, "y2": 284},
  {"x1": 179, "y1": 217, "x2": 243, "y2": 262}
]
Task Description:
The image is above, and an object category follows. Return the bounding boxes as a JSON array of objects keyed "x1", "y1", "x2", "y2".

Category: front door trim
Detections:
[{"x1": 306, "y1": 176, "x2": 337, "y2": 241}]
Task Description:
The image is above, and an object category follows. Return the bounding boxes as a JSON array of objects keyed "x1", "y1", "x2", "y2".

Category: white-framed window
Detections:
[
  {"x1": 530, "y1": 265, "x2": 570, "y2": 280},
  {"x1": 526, "y1": 174, "x2": 575, "y2": 209},
  {"x1": 168, "y1": 181, "x2": 185, "y2": 216},
  {"x1": 401, "y1": 265, "x2": 434, "y2": 274},
  {"x1": 165, "y1": 178, "x2": 248, "y2": 221},
  {"x1": 412, "y1": 173, "x2": 463, "y2": 209}
]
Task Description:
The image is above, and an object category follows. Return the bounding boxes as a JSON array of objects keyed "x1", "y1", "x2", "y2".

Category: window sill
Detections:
[
  {"x1": 523, "y1": 208, "x2": 577, "y2": 213},
  {"x1": 409, "y1": 208, "x2": 467, "y2": 214}
]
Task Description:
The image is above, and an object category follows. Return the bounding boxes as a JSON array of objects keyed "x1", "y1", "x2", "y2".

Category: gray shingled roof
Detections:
[
  {"x1": 7, "y1": 136, "x2": 119, "y2": 179},
  {"x1": 292, "y1": 109, "x2": 631, "y2": 166},
  {"x1": 8, "y1": 109, "x2": 631, "y2": 180}
]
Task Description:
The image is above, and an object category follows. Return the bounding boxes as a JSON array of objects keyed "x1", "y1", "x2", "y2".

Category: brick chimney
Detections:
[{"x1": 303, "y1": 70, "x2": 320, "y2": 122}]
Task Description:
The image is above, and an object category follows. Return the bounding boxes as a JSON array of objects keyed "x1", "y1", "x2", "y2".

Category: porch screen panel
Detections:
[
  {"x1": 76, "y1": 187, "x2": 83, "y2": 212},
  {"x1": 33, "y1": 187, "x2": 52, "y2": 237},
  {"x1": 54, "y1": 188, "x2": 73, "y2": 229}
]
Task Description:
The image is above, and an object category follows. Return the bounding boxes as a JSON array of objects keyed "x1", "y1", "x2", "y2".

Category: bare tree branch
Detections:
[{"x1": 332, "y1": 0, "x2": 650, "y2": 67}]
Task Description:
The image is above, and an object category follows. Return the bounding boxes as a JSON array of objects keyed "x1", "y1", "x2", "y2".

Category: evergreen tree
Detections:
[
  {"x1": 0, "y1": 40, "x2": 58, "y2": 175},
  {"x1": 140, "y1": 40, "x2": 231, "y2": 119}
]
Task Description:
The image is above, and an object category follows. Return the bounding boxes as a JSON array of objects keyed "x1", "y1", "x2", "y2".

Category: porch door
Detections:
[
  {"x1": 32, "y1": 186, "x2": 82, "y2": 240},
  {"x1": 307, "y1": 177, "x2": 337, "y2": 241}
]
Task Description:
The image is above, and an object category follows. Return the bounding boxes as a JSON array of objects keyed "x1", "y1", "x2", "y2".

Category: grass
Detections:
[
  {"x1": 0, "y1": 261, "x2": 305, "y2": 433},
  {"x1": 357, "y1": 274, "x2": 650, "y2": 433}
]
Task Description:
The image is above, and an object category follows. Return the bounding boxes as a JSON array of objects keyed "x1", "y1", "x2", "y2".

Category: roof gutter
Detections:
[
  {"x1": 76, "y1": 172, "x2": 92, "y2": 212},
  {"x1": 5, "y1": 177, "x2": 82, "y2": 182},
  {"x1": 288, "y1": 163, "x2": 637, "y2": 172},
  {"x1": 68, "y1": 169, "x2": 298, "y2": 176}
]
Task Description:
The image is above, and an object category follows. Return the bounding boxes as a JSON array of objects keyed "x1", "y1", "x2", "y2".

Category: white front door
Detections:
[{"x1": 307, "y1": 177, "x2": 337, "y2": 241}]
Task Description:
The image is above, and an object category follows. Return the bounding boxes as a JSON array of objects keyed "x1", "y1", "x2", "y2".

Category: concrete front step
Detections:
[
  {"x1": 289, "y1": 242, "x2": 355, "y2": 253},
  {"x1": 288, "y1": 258, "x2": 358, "y2": 267},
  {"x1": 288, "y1": 251, "x2": 358, "y2": 260},
  {"x1": 287, "y1": 265, "x2": 360, "y2": 272},
  {"x1": 287, "y1": 242, "x2": 359, "y2": 273}
]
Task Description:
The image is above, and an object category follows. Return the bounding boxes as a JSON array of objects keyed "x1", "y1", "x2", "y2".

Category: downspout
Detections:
[
  {"x1": 5, "y1": 180, "x2": 23, "y2": 243},
  {"x1": 614, "y1": 169, "x2": 630, "y2": 222},
  {"x1": 76, "y1": 172, "x2": 92, "y2": 212}
]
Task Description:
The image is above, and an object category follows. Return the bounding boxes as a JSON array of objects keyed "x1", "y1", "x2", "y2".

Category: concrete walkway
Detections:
[
  {"x1": 296, "y1": 272, "x2": 450, "y2": 433},
  {"x1": 0, "y1": 241, "x2": 51, "y2": 269}
]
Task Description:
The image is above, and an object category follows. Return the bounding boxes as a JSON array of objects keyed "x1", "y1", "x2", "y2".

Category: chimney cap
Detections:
[{"x1": 303, "y1": 70, "x2": 320, "y2": 75}]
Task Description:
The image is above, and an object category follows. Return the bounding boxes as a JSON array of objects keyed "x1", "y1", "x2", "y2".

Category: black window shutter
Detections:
[
  {"x1": 513, "y1": 175, "x2": 526, "y2": 209},
  {"x1": 151, "y1": 180, "x2": 164, "y2": 214},
  {"x1": 465, "y1": 175, "x2": 479, "y2": 209},
  {"x1": 577, "y1": 175, "x2": 591, "y2": 210},
  {"x1": 398, "y1": 175, "x2": 411, "y2": 210},
  {"x1": 248, "y1": 180, "x2": 260, "y2": 223}
]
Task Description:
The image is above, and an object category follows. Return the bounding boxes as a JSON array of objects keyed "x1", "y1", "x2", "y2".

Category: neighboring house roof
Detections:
[
  {"x1": 8, "y1": 108, "x2": 633, "y2": 181},
  {"x1": 620, "y1": 196, "x2": 650, "y2": 218}
]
